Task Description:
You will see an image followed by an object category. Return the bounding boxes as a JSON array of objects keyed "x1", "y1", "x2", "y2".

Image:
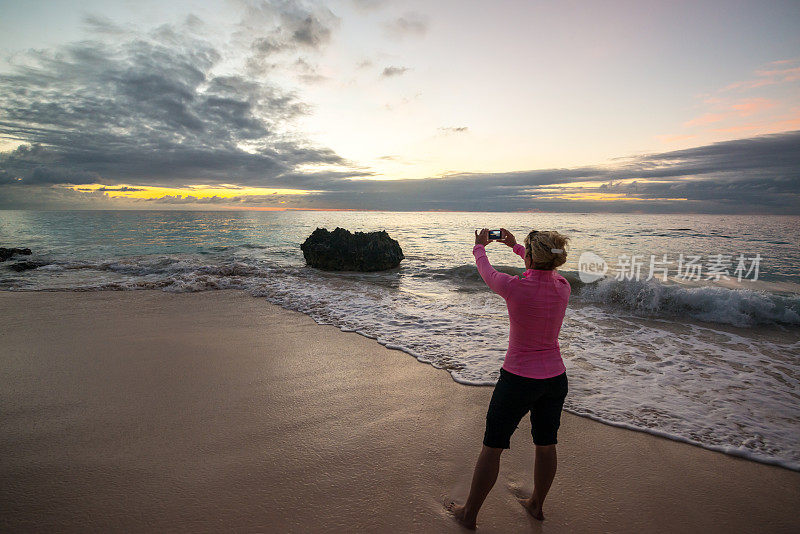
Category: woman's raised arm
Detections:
[
  {"x1": 500, "y1": 228, "x2": 526, "y2": 260},
  {"x1": 473, "y1": 229, "x2": 515, "y2": 299}
]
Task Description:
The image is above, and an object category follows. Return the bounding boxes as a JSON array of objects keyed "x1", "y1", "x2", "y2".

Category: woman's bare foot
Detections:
[
  {"x1": 445, "y1": 501, "x2": 477, "y2": 530},
  {"x1": 518, "y1": 496, "x2": 545, "y2": 520}
]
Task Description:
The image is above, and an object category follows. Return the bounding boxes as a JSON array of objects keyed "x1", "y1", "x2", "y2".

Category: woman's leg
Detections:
[
  {"x1": 522, "y1": 372, "x2": 567, "y2": 519},
  {"x1": 449, "y1": 445, "x2": 504, "y2": 528},
  {"x1": 521, "y1": 444, "x2": 557, "y2": 519},
  {"x1": 448, "y1": 369, "x2": 527, "y2": 527}
]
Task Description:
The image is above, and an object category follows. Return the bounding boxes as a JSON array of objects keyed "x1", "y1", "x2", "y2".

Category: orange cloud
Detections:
[
  {"x1": 722, "y1": 59, "x2": 800, "y2": 91},
  {"x1": 659, "y1": 59, "x2": 799, "y2": 144},
  {"x1": 712, "y1": 111, "x2": 800, "y2": 134},
  {"x1": 683, "y1": 98, "x2": 776, "y2": 128},
  {"x1": 683, "y1": 113, "x2": 726, "y2": 127},
  {"x1": 754, "y1": 65, "x2": 800, "y2": 80},
  {"x1": 729, "y1": 97, "x2": 775, "y2": 116}
]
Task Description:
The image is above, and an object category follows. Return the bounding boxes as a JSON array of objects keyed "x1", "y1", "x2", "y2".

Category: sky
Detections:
[{"x1": 0, "y1": 0, "x2": 798, "y2": 213}]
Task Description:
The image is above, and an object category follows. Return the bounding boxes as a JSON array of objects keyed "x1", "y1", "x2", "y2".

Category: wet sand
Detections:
[{"x1": 1, "y1": 290, "x2": 798, "y2": 533}]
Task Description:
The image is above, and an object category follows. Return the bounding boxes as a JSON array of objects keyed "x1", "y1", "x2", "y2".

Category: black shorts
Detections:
[{"x1": 483, "y1": 368, "x2": 568, "y2": 449}]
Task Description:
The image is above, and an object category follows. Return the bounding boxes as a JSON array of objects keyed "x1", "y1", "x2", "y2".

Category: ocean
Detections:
[{"x1": 1, "y1": 210, "x2": 798, "y2": 470}]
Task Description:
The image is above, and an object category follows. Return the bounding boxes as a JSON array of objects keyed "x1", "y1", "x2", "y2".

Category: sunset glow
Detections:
[{"x1": 1, "y1": 0, "x2": 798, "y2": 213}]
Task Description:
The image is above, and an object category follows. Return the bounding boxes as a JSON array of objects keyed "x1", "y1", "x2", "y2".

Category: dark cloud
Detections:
[
  {"x1": 5, "y1": 130, "x2": 797, "y2": 212},
  {"x1": 83, "y1": 14, "x2": 132, "y2": 36},
  {"x1": 139, "y1": 194, "x2": 232, "y2": 204},
  {"x1": 384, "y1": 12, "x2": 429, "y2": 39},
  {"x1": 0, "y1": 24, "x2": 346, "y2": 188},
  {"x1": 0, "y1": 184, "x2": 126, "y2": 209},
  {"x1": 594, "y1": 176, "x2": 799, "y2": 210},
  {"x1": 2, "y1": 3, "x2": 798, "y2": 215},
  {"x1": 266, "y1": 130, "x2": 800, "y2": 213},
  {"x1": 240, "y1": 0, "x2": 339, "y2": 74},
  {"x1": 293, "y1": 57, "x2": 327, "y2": 84},
  {"x1": 381, "y1": 65, "x2": 409, "y2": 77},
  {"x1": 184, "y1": 14, "x2": 205, "y2": 31},
  {"x1": 619, "y1": 131, "x2": 800, "y2": 179}
]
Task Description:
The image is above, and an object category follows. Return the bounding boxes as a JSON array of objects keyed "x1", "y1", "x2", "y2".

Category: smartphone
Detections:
[{"x1": 488, "y1": 230, "x2": 502, "y2": 241}]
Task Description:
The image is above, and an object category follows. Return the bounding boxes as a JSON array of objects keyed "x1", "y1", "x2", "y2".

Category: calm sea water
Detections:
[{"x1": 1, "y1": 210, "x2": 799, "y2": 469}]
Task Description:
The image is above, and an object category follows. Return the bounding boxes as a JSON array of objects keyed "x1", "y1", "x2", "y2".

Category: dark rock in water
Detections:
[
  {"x1": 8, "y1": 260, "x2": 47, "y2": 272},
  {"x1": 301, "y1": 227, "x2": 404, "y2": 272},
  {"x1": 0, "y1": 247, "x2": 32, "y2": 262}
]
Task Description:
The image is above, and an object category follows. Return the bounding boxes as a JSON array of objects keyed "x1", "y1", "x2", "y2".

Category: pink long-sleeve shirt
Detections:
[{"x1": 473, "y1": 243, "x2": 570, "y2": 379}]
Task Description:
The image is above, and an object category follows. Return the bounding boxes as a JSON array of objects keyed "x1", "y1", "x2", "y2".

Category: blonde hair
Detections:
[{"x1": 524, "y1": 230, "x2": 570, "y2": 270}]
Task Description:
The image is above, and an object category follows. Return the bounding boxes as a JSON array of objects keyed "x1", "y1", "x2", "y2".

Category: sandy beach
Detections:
[{"x1": 1, "y1": 289, "x2": 798, "y2": 533}]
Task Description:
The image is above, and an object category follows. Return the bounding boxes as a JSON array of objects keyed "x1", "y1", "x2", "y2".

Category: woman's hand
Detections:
[
  {"x1": 500, "y1": 228, "x2": 516, "y2": 248},
  {"x1": 475, "y1": 228, "x2": 490, "y2": 246}
]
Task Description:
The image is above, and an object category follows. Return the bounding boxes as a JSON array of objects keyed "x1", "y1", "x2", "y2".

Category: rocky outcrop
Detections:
[
  {"x1": 0, "y1": 248, "x2": 32, "y2": 262},
  {"x1": 8, "y1": 260, "x2": 47, "y2": 272},
  {"x1": 301, "y1": 227, "x2": 404, "y2": 272}
]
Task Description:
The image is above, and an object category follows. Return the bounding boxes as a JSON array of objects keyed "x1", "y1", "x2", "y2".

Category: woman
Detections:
[{"x1": 448, "y1": 227, "x2": 571, "y2": 529}]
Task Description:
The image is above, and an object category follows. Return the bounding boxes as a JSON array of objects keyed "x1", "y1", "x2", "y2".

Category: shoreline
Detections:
[
  {"x1": 295, "y1": 299, "x2": 800, "y2": 473},
  {"x1": 5, "y1": 287, "x2": 798, "y2": 472},
  {"x1": 1, "y1": 289, "x2": 799, "y2": 532}
]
